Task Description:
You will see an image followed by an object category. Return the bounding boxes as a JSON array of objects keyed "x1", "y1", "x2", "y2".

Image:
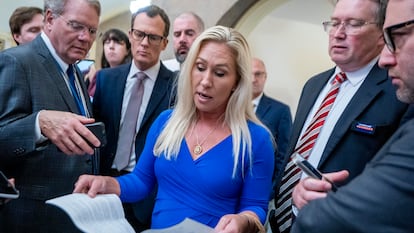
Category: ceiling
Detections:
[{"x1": 0, "y1": 0, "x2": 131, "y2": 35}]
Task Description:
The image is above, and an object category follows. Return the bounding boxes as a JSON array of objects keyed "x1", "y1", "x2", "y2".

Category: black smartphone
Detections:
[
  {"x1": 0, "y1": 171, "x2": 19, "y2": 199},
  {"x1": 85, "y1": 122, "x2": 107, "y2": 147},
  {"x1": 292, "y1": 153, "x2": 338, "y2": 192}
]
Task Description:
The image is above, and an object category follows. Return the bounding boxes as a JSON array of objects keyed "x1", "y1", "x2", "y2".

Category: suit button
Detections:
[{"x1": 13, "y1": 148, "x2": 25, "y2": 155}]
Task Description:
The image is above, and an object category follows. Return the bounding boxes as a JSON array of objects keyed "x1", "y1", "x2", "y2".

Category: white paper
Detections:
[
  {"x1": 46, "y1": 193, "x2": 135, "y2": 233},
  {"x1": 141, "y1": 218, "x2": 214, "y2": 233}
]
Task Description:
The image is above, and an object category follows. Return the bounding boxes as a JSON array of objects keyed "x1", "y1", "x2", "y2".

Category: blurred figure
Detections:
[
  {"x1": 0, "y1": 0, "x2": 101, "y2": 232},
  {"x1": 251, "y1": 57, "x2": 292, "y2": 194},
  {"x1": 86, "y1": 28, "x2": 132, "y2": 97},
  {"x1": 292, "y1": 1, "x2": 414, "y2": 232},
  {"x1": 163, "y1": 12, "x2": 204, "y2": 71},
  {"x1": 9, "y1": 6, "x2": 43, "y2": 45},
  {"x1": 75, "y1": 25, "x2": 274, "y2": 233},
  {"x1": 173, "y1": 12, "x2": 204, "y2": 65}
]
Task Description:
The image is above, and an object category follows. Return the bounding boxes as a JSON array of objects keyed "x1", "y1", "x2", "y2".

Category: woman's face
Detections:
[
  {"x1": 191, "y1": 41, "x2": 238, "y2": 115},
  {"x1": 103, "y1": 37, "x2": 129, "y2": 67}
]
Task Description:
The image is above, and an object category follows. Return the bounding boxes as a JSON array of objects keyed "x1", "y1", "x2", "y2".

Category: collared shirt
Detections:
[
  {"x1": 116, "y1": 61, "x2": 160, "y2": 171},
  {"x1": 252, "y1": 92, "x2": 263, "y2": 113},
  {"x1": 299, "y1": 58, "x2": 378, "y2": 173},
  {"x1": 35, "y1": 32, "x2": 89, "y2": 143}
]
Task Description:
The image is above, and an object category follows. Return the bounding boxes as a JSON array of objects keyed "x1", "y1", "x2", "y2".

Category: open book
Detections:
[
  {"x1": 46, "y1": 193, "x2": 135, "y2": 233},
  {"x1": 46, "y1": 193, "x2": 214, "y2": 233}
]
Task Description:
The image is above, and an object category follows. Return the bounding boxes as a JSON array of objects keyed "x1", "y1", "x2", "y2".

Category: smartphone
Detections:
[
  {"x1": 85, "y1": 122, "x2": 107, "y2": 147},
  {"x1": 292, "y1": 153, "x2": 338, "y2": 192},
  {"x1": 76, "y1": 59, "x2": 95, "y2": 73},
  {"x1": 0, "y1": 171, "x2": 19, "y2": 199}
]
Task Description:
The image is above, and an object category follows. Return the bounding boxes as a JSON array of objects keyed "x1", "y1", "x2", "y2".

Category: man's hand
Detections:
[
  {"x1": 39, "y1": 110, "x2": 100, "y2": 155},
  {"x1": 292, "y1": 170, "x2": 349, "y2": 209}
]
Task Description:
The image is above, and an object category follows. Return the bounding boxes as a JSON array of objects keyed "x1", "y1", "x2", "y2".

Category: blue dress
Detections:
[{"x1": 117, "y1": 110, "x2": 274, "y2": 229}]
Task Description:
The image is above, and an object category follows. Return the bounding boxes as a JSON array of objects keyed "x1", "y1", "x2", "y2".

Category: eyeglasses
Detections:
[
  {"x1": 130, "y1": 29, "x2": 165, "y2": 45},
  {"x1": 322, "y1": 19, "x2": 377, "y2": 35},
  {"x1": 59, "y1": 15, "x2": 98, "y2": 36},
  {"x1": 253, "y1": 72, "x2": 266, "y2": 78},
  {"x1": 383, "y1": 19, "x2": 414, "y2": 53}
]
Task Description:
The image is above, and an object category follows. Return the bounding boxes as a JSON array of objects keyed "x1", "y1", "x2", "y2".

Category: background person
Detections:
[
  {"x1": 163, "y1": 11, "x2": 204, "y2": 71},
  {"x1": 270, "y1": 0, "x2": 409, "y2": 232},
  {"x1": 8, "y1": 6, "x2": 43, "y2": 45},
  {"x1": 74, "y1": 25, "x2": 274, "y2": 233},
  {"x1": 86, "y1": 28, "x2": 132, "y2": 97},
  {"x1": 251, "y1": 57, "x2": 292, "y2": 196},
  {"x1": 92, "y1": 5, "x2": 175, "y2": 232},
  {"x1": 291, "y1": 1, "x2": 414, "y2": 231},
  {"x1": 0, "y1": 0, "x2": 101, "y2": 232}
]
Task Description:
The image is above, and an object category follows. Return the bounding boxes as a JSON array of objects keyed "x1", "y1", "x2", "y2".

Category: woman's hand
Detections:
[
  {"x1": 73, "y1": 174, "x2": 120, "y2": 198},
  {"x1": 215, "y1": 211, "x2": 264, "y2": 233}
]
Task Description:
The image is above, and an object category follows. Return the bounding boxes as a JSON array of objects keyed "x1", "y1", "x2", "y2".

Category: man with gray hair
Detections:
[{"x1": 0, "y1": 0, "x2": 101, "y2": 232}]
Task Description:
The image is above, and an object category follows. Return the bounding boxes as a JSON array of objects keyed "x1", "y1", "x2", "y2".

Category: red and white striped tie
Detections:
[{"x1": 274, "y1": 72, "x2": 347, "y2": 233}]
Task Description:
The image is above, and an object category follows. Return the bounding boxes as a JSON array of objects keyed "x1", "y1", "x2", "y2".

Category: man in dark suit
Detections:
[
  {"x1": 0, "y1": 0, "x2": 102, "y2": 232},
  {"x1": 251, "y1": 57, "x2": 292, "y2": 194},
  {"x1": 92, "y1": 5, "x2": 174, "y2": 232},
  {"x1": 270, "y1": 0, "x2": 409, "y2": 232},
  {"x1": 291, "y1": 0, "x2": 414, "y2": 231}
]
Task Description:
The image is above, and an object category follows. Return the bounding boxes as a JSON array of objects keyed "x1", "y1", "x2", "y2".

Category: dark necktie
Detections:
[
  {"x1": 113, "y1": 72, "x2": 147, "y2": 171},
  {"x1": 67, "y1": 65, "x2": 86, "y2": 116},
  {"x1": 274, "y1": 72, "x2": 347, "y2": 233}
]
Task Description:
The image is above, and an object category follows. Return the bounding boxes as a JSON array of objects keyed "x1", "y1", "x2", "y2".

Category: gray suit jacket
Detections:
[
  {"x1": 292, "y1": 118, "x2": 414, "y2": 233},
  {"x1": 0, "y1": 36, "x2": 92, "y2": 233}
]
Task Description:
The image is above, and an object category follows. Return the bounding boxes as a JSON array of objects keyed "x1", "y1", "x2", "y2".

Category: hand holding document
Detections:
[
  {"x1": 47, "y1": 193, "x2": 215, "y2": 233},
  {"x1": 46, "y1": 193, "x2": 135, "y2": 233}
]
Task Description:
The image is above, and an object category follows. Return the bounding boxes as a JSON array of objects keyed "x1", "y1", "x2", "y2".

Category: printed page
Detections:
[
  {"x1": 142, "y1": 218, "x2": 214, "y2": 233},
  {"x1": 46, "y1": 193, "x2": 135, "y2": 233}
]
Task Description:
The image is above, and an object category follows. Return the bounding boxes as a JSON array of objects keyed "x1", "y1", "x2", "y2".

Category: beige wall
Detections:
[{"x1": 1, "y1": 0, "x2": 335, "y2": 117}]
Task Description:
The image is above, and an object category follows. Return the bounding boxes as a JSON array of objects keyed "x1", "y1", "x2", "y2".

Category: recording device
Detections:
[
  {"x1": 292, "y1": 153, "x2": 338, "y2": 192},
  {"x1": 0, "y1": 171, "x2": 19, "y2": 200},
  {"x1": 85, "y1": 122, "x2": 107, "y2": 148},
  {"x1": 76, "y1": 59, "x2": 95, "y2": 73}
]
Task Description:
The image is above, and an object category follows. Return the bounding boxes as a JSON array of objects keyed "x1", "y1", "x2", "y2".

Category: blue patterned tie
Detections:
[{"x1": 67, "y1": 65, "x2": 86, "y2": 116}]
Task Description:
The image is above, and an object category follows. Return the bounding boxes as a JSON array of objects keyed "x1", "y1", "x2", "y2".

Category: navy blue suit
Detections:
[
  {"x1": 256, "y1": 94, "x2": 292, "y2": 195},
  {"x1": 286, "y1": 63, "x2": 408, "y2": 185},
  {"x1": 92, "y1": 62, "x2": 174, "y2": 230}
]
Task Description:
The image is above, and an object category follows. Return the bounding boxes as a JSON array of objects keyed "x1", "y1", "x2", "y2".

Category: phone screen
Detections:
[{"x1": 0, "y1": 171, "x2": 19, "y2": 199}]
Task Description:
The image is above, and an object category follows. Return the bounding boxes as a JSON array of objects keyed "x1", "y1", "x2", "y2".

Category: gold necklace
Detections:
[{"x1": 190, "y1": 118, "x2": 222, "y2": 155}]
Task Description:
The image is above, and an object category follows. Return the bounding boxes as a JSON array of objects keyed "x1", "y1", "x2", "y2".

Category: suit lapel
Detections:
[
  {"x1": 319, "y1": 64, "x2": 388, "y2": 166},
  {"x1": 34, "y1": 37, "x2": 80, "y2": 114},
  {"x1": 288, "y1": 69, "x2": 333, "y2": 154},
  {"x1": 256, "y1": 95, "x2": 270, "y2": 118},
  {"x1": 139, "y1": 63, "x2": 171, "y2": 129}
]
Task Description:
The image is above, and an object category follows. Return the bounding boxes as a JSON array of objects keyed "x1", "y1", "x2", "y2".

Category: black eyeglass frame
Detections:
[
  {"x1": 130, "y1": 29, "x2": 165, "y2": 45},
  {"x1": 384, "y1": 19, "x2": 414, "y2": 53}
]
